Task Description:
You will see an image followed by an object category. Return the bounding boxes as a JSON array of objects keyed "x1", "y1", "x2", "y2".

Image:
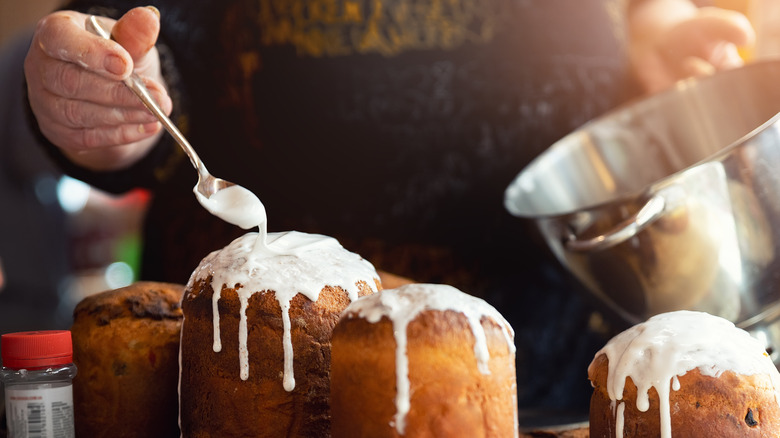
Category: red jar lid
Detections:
[{"x1": 1, "y1": 330, "x2": 73, "y2": 369}]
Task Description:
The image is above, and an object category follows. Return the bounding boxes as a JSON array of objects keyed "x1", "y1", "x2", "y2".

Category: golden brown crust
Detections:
[
  {"x1": 589, "y1": 353, "x2": 780, "y2": 437},
  {"x1": 73, "y1": 280, "x2": 184, "y2": 323},
  {"x1": 179, "y1": 277, "x2": 378, "y2": 438},
  {"x1": 330, "y1": 309, "x2": 517, "y2": 438},
  {"x1": 70, "y1": 281, "x2": 185, "y2": 438}
]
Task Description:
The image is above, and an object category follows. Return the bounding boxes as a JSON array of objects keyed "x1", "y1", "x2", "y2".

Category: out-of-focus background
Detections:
[
  {"x1": 0, "y1": 1, "x2": 61, "y2": 44},
  {"x1": 0, "y1": 0, "x2": 149, "y2": 334},
  {"x1": 1, "y1": 0, "x2": 778, "y2": 335}
]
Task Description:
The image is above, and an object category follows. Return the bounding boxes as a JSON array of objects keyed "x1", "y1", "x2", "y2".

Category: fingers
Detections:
[
  {"x1": 28, "y1": 76, "x2": 171, "y2": 152},
  {"x1": 111, "y1": 6, "x2": 161, "y2": 63},
  {"x1": 629, "y1": 2, "x2": 757, "y2": 94},
  {"x1": 25, "y1": 8, "x2": 170, "y2": 170},
  {"x1": 696, "y1": 7, "x2": 755, "y2": 48},
  {"x1": 679, "y1": 55, "x2": 716, "y2": 78},
  {"x1": 41, "y1": 89, "x2": 161, "y2": 129},
  {"x1": 707, "y1": 41, "x2": 743, "y2": 69},
  {"x1": 36, "y1": 106, "x2": 163, "y2": 152},
  {"x1": 27, "y1": 46, "x2": 172, "y2": 131},
  {"x1": 664, "y1": 8, "x2": 755, "y2": 69},
  {"x1": 33, "y1": 7, "x2": 163, "y2": 80},
  {"x1": 36, "y1": 57, "x2": 171, "y2": 109},
  {"x1": 34, "y1": 11, "x2": 132, "y2": 80}
]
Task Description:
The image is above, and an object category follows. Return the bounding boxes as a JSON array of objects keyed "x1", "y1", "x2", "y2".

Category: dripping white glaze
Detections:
[
  {"x1": 590, "y1": 310, "x2": 780, "y2": 438},
  {"x1": 187, "y1": 231, "x2": 379, "y2": 391},
  {"x1": 615, "y1": 401, "x2": 625, "y2": 437},
  {"x1": 342, "y1": 283, "x2": 516, "y2": 435},
  {"x1": 194, "y1": 184, "x2": 267, "y2": 231}
]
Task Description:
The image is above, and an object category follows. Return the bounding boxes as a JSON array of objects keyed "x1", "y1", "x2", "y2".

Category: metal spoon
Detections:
[
  {"x1": 85, "y1": 15, "x2": 228, "y2": 198},
  {"x1": 85, "y1": 15, "x2": 266, "y2": 230}
]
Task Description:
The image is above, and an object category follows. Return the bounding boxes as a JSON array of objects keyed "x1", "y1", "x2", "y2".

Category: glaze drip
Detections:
[
  {"x1": 590, "y1": 310, "x2": 780, "y2": 438},
  {"x1": 342, "y1": 283, "x2": 515, "y2": 434},
  {"x1": 187, "y1": 231, "x2": 379, "y2": 391}
]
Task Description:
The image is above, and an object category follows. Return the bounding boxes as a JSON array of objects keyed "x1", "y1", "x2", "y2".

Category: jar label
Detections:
[{"x1": 4, "y1": 385, "x2": 75, "y2": 438}]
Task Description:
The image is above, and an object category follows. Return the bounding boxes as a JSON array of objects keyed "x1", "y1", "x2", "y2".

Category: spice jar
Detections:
[{"x1": 1, "y1": 330, "x2": 77, "y2": 438}]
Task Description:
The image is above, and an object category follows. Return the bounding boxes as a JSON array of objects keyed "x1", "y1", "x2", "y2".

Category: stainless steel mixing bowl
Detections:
[{"x1": 504, "y1": 60, "x2": 780, "y2": 359}]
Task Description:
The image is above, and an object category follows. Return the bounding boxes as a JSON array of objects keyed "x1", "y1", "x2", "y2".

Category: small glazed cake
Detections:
[
  {"x1": 588, "y1": 310, "x2": 780, "y2": 438},
  {"x1": 330, "y1": 283, "x2": 518, "y2": 438},
  {"x1": 179, "y1": 231, "x2": 380, "y2": 437},
  {"x1": 70, "y1": 281, "x2": 185, "y2": 438}
]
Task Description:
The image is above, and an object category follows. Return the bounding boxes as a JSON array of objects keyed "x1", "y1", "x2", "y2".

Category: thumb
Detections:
[
  {"x1": 672, "y1": 7, "x2": 756, "y2": 60},
  {"x1": 695, "y1": 7, "x2": 755, "y2": 47},
  {"x1": 110, "y1": 6, "x2": 160, "y2": 63}
]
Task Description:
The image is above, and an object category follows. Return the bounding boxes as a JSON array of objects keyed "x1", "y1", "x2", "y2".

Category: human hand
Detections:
[
  {"x1": 629, "y1": 0, "x2": 755, "y2": 94},
  {"x1": 25, "y1": 6, "x2": 172, "y2": 171}
]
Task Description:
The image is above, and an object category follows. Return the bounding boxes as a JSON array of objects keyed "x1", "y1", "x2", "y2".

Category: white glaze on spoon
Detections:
[
  {"x1": 341, "y1": 283, "x2": 516, "y2": 434},
  {"x1": 590, "y1": 310, "x2": 780, "y2": 438},
  {"x1": 194, "y1": 184, "x2": 267, "y2": 231}
]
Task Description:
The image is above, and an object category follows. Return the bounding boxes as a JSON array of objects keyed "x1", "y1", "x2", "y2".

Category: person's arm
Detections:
[
  {"x1": 628, "y1": 0, "x2": 755, "y2": 94},
  {"x1": 24, "y1": 6, "x2": 171, "y2": 172}
]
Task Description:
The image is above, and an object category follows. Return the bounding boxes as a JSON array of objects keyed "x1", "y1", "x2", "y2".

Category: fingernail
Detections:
[
  {"x1": 104, "y1": 54, "x2": 127, "y2": 76},
  {"x1": 146, "y1": 6, "x2": 160, "y2": 18}
]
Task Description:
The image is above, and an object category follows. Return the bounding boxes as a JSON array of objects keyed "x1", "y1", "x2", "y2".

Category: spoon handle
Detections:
[{"x1": 85, "y1": 15, "x2": 208, "y2": 177}]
